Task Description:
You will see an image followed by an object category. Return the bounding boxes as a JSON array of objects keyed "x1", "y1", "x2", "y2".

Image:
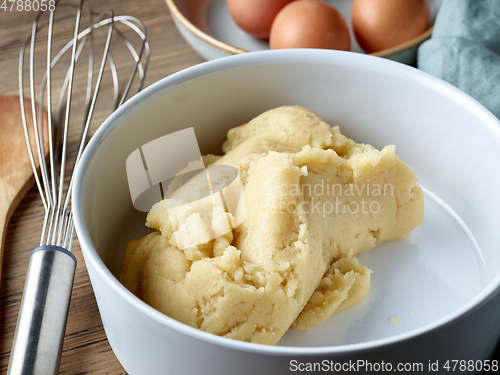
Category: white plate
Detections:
[{"x1": 74, "y1": 50, "x2": 500, "y2": 374}]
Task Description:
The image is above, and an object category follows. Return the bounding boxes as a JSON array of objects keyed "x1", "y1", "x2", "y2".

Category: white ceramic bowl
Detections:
[
  {"x1": 73, "y1": 50, "x2": 500, "y2": 375},
  {"x1": 166, "y1": 0, "x2": 443, "y2": 64}
]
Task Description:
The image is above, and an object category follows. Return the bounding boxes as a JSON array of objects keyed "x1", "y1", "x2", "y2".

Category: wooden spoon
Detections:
[{"x1": 0, "y1": 95, "x2": 49, "y2": 285}]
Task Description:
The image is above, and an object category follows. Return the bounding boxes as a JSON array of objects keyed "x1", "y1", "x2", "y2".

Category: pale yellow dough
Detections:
[{"x1": 120, "y1": 106, "x2": 424, "y2": 345}]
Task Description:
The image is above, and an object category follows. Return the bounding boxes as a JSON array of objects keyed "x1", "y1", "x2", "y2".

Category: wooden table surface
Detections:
[
  {"x1": 1, "y1": 2, "x2": 500, "y2": 375},
  {"x1": 0, "y1": 1, "x2": 204, "y2": 373}
]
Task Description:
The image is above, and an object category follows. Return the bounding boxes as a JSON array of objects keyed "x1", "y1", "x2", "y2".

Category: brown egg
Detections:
[
  {"x1": 270, "y1": 0, "x2": 351, "y2": 51},
  {"x1": 352, "y1": 0, "x2": 430, "y2": 53},
  {"x1": 227, "y1": 0, "x2": 296, "y2": 39}
]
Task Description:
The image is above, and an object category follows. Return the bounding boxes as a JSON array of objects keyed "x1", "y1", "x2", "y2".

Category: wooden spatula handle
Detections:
[
  {"x1": 0, "y1": 199, "x2": 9, "y2": 284},
  {"x1": 0, "y1": 187, "x2": 22, "y2": 287},
  {"x1": 0, "y1": 95, "x2": 49, "y2": 286}
]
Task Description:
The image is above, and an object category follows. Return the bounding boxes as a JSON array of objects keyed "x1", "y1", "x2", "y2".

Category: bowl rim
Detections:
[
  {"x1": 165, "y1": 0, "x2": 434, "y2": 58},
  {"x1": 73, "y1": 49, "x2": 500, "y2": 356}
]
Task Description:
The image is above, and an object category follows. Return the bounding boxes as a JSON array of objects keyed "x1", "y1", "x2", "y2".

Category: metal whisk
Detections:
[{"x1": 8, "y1": 1, "x2": 149, "y2": 373}]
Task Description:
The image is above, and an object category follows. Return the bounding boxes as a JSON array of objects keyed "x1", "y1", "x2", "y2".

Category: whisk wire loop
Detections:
[{"x1": 18, "y1": 0, "x2": 150, "y2": 249}]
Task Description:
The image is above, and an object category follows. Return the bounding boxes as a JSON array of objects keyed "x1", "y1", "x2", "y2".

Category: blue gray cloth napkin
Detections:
[{"x1": 417, "y1": 0, "x2": 500, "y2": 119}]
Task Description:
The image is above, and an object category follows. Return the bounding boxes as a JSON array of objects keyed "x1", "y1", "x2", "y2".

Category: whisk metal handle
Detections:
[{"x1": 7, "y1": 245, "x2": 76, "y2": 375}]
